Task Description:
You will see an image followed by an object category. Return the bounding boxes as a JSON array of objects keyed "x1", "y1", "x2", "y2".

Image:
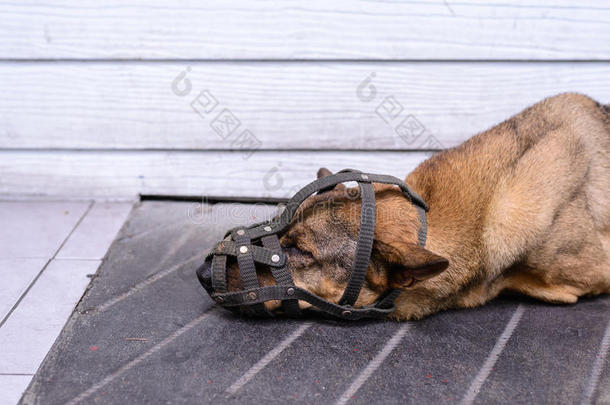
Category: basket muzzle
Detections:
[{"x1": 196, "y1": 169, "x2": 428, "y2": 320}]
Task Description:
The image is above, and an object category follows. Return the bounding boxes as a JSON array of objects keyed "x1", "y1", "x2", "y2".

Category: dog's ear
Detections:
[
  {"x1": 316, "y1": 167, "x2": 346, "y2": 191},
  {"x1": 317, "y1": 167, "x2": 333, "y2": 179},
  {"x1": 375, "y1": 241, "x2": 448, "y2": 288}
]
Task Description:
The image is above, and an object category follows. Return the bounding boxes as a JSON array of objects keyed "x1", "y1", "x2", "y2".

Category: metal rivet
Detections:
[
  {"x1": 341, "y1": 310, "x2": 352, "y2": 317},
  {"x1": 247, "y1": 292, "x2": 257, "y2": 300},
  {"x1": 215, "y1": 296, "x2": 224, "y2": 304},
  {"x1": 264, "y1": 226, "x2": 272, "y2": 232},
  {"x1": 236, "y1": 229, "x2": 245, "y2": 236},
  {"x1": 239, "y1": 246, "x2": 248, "y2": 254},
  {"x1": 271, "y1": 254, "x2": 280, "y2": 263},
  {"x1": 361, "y1": 174, "x2": 369, "y2": 180},
  {"x1": 286, "y1": 287, "x2": 295, "y2": 296}
]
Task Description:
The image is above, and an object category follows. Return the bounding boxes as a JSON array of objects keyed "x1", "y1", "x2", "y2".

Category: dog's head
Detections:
[{"x1": 218, "y1": 168, "x2": 449, "y2": 315}]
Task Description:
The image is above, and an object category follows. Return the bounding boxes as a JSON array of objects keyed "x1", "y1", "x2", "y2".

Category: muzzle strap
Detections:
[
  {"x1": 417, "y1": 205, "x2": 427, "y2": 247},
  {"x1": 261, "y1": 234, "x2": 301, "y2": 317},
  {"x1": 215, "y1": 285, "x2": 395, "y2": 320},
  {"x1": 209, "y1": 241, "x2": 287, "y2": 267},
  {"x1": 211, "y1": 254, "x2": 228, "y2": 293},
  {"x1": 338, "y1": 179, "x2": 376, "y2": 306},
  {"x1": 233, "y1": 230, "x2": 269, "y2": 317}
]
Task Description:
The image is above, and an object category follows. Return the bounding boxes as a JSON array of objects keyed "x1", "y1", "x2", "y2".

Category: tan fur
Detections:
[
  {"x1": 229, "y1": 93, "x2": 610, "y2": 320},
  {"x1": 395, "y1": 93, "x2": 610, "y2": 319}
]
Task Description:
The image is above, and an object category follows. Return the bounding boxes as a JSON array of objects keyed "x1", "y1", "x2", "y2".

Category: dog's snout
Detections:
[{"x1": 196, "y1": 260, "x2": 214, "y2": 295}]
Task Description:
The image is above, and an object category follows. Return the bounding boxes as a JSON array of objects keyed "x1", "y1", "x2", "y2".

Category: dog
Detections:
[{"x1": 225, "y1": 93, "x2": 610, "y2": 320}]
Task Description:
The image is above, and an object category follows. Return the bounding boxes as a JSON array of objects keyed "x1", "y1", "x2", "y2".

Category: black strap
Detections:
[
  {"x1": 417, "y1": 205, "x2": 427, "y2": 247},
  {"x1": 261, "y1": 235, "x2": 301, "y2": 317},
  {"x1": 212, "y1": 286, "x2": 395, "y2": 320},
  {"x1": 375, "y1": 288, "x2": 402, "y2": 309},
  {"x1": 245, "y1": 171, "x2": 427, "y2": 241},
  {"x1": 232, "y1": 231, "x2": 269, "y2": 316},
  {"x1": 339, "y1": 180, "x2": 376, "y2": 306},
  {"x1": 208, "y1": 240, "x2": 287, "y2": 267},
  {"x1": 211, "y1": 254, "x2": 227, "y2": 293}
]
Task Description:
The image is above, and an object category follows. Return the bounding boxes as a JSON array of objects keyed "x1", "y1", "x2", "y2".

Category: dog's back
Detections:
[{"x1": 405, "y1": 93, "x2": 609, "y2": 316}]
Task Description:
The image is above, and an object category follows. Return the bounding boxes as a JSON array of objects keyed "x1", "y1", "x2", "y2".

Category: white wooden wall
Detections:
[{"x1": 0, "y1": 1, "x2": 609, "y2": 199}]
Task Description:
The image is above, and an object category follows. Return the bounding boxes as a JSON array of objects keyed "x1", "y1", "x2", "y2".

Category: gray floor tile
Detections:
[
  {"x1": 475, "y1": 297, "x2": 610, "y2": 405},
  {"x1": 56, "y1": 202, "x2": 133, "y2": 260},
  {"x1": 349, "y1": 300, "x2": 519, "y2": 405},
  {"x1": 0, "y1": 201, "x2": 89, "y2": 259},
  {"x1": 80, "y1": 312, "x2": 307, "y2": 405},
  {"x1": 0, "y1": 259, "x2": 100, "y2": 374},
  {"x1": 0, "y1": 258, "x2": 47, "y2": 321},
  {"x1": 23, "y1": 201, "x2": 280, "y2": 404},
  {"x1": 232, "y1": 319, "x2": 402, "y2": 404}
]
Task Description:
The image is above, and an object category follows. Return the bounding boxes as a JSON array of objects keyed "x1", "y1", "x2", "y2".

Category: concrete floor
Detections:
[
  {"x1": 3, "y1": 200, "x2": 610, "y2": 404},
  {"x1": 0, "y1": 201, "x2": 133, "y2": 404}
]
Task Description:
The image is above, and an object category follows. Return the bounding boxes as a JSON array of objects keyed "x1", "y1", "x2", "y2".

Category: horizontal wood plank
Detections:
[
  {"x1": 0, "y1": 62, "x2": 608, "y2": 150},
  {"x1": 0, "y1": 1, "x2": 608, "y2": 60},
  {"x1": 0, "y1": 151, "x2": 430, "y2": 198}
]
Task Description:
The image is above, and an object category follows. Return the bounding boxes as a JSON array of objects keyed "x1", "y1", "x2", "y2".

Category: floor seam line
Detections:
[
  {"x1": 93, "y1": 253, "x2": 203, "y2": 313},
  {"x1": 580, "y1": 316, "x2": 610, "y2": 405},
  {"x1": 225, "y1": 322, "x2": 313, "y2": 396},
  {"x1": 64, "y1": 308, "x2": 216, "y2": 405},
  {"x1": 0, "y1": 200, "x2": 94, "y2": 328},
  {"x1": 335, "y1": 323, "x2": 410, "y2": 405},
  {"x1": 459, "y1": 304, "x2": 525, "y2": 405},
  {"x1": 0, "y1": 373, "x2": 35, "y2": 376}
]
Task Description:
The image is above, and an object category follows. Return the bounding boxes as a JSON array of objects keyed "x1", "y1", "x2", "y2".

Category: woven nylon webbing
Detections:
[
  {"x1": 233, "y1": 231, "x2": 268, "y2": 316},
  {"x1": 214, "y1": 285, "x2": 394, "y2": 320},
  {"x1": 417, "y1": 205, "x2": 427, "y2": 247},
  {"x1": 270, "y1": 172, "x2": 427, "y2": 235},
  {"x1": 338, "y1": 180, "x2": 376, "y2": 306},
  {"x1": 209, "y1": 241, "x2": 286, "y2": 267},
  {"x1": 261, "y1": 234, "x2": 300, "y2": 317},
  {"x1": 211, "y1": 254, "x2": 227, "y2": 293}
]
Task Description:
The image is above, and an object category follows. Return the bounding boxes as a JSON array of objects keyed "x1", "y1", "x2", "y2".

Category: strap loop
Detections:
[{"x1": 212, "y1": 286, "x2": 395, "y2": 320}]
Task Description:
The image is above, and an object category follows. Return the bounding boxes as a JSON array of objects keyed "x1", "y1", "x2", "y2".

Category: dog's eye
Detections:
[{"x1": 284, "y1": 246, "x2": 301, "y2": 257}]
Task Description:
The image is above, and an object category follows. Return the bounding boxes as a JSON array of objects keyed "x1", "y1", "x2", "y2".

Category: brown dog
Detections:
[{"x1": 228, "y1": 93, "x2": 610, "y2": 320}]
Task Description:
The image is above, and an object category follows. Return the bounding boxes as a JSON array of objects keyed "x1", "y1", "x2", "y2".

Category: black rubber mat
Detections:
[{"x1": 20, "y1": 201, "x2": 610, "y2": 405}]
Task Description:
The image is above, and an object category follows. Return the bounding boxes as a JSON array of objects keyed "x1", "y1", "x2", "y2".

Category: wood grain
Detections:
[
  {"x1": 0, "y1": 1, "x2": 608, "y2": 60},
  {"x1": 1, "y1": 62, "x2": 608, "y2": 150},
  {"x1": 0, "y1": 150, "x2": 430, "y2": 198}
]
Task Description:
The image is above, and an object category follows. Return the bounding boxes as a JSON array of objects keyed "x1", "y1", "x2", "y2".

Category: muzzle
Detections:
[{"x1": 196, "y1": 169, "x2": 428, "y2": 320}]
